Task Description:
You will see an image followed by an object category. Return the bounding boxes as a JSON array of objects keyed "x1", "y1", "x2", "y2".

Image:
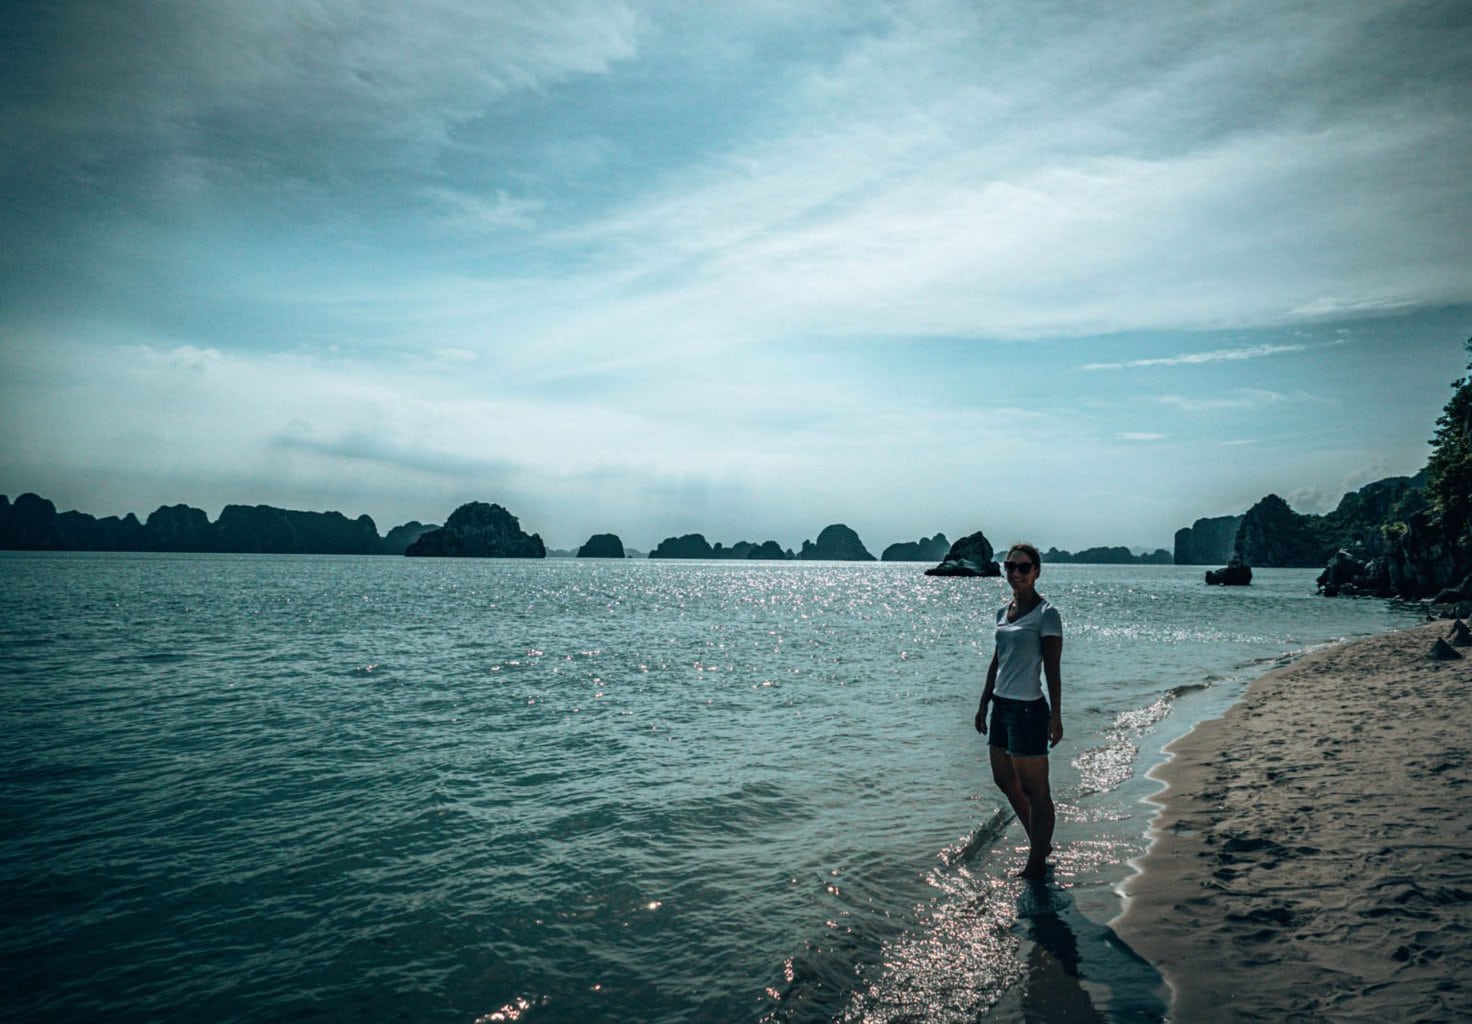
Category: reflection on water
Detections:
[
  {"x1": 1006, "y1": 881, "x2": 1167, "y2": 1023},
  {"x1": 817, "y1": 846, "x2": 1168, "y2": 1023}
]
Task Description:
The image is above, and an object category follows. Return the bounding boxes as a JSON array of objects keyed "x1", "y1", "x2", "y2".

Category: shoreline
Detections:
[{"x1": 1113, "y1": 619, "x2": 1472, "y2": 1022}]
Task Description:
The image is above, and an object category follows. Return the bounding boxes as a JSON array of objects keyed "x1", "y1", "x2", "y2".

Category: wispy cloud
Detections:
[
  {"x1": 425, "y1": 188, "x2": 544, "y2": 231},
  {"x1": 1158, "y1": 389, "x2": 1284, "y2": 411},
  {"x1": 134, "y1": 345, "x2": 225, "y2": 372},
  {"x1": 1081, "y1": 343, "x2": 1323, "y2": 372},
  {"x1": 1290, "y1": 296, "x2": 1418, "y2": 318},
  {"x1": 1117, "y1": 432, "x2": 1167, "y2": 442}
]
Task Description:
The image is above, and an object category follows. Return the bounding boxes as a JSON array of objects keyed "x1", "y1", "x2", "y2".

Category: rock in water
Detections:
[
  {"x1": 925, "y1": 530, "x2": 1001, "y2": 576},
  {"x1": 1206, "y1": 560, "x2": 1253, "y2": 586}
]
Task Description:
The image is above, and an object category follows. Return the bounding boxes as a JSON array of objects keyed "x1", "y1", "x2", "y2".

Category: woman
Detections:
[{"x1": 974, "y1": 542, "x2": 1063, "y2": 879}]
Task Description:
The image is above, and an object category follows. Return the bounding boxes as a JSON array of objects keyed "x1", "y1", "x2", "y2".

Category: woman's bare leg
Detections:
[
  {"x1": 989, "y1": 745, "x2": 1035, "y2": 844},
  {"x1": 1011, "y1": 754, "x2": 1054, "y2": 878}
]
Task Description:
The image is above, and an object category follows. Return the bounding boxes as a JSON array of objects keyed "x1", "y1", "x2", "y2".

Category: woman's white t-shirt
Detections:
[{"x1": 993, "y1": 599, "x2": 1063, "y2": 701}]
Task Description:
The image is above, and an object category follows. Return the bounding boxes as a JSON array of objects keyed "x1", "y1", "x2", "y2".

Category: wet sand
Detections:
[{"x1": 1115, "y1": 619, "x2": 1472, "y2": 1022}]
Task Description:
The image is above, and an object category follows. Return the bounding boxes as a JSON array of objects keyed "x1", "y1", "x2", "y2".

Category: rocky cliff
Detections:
[
  {"x1": 1309, "y1": 340, "x2": 1469, "y2": 599},
  {"x1": 145, "y1": 504, "x2": 216, "y2": 551},
  {"x1": 882, "y1": 533, "x2": 950, "y2": 562},
  {"x1": 404, "y1": 502, "x2": 545, "y2": 558},
  {"x1": 213, "y1": 505, "x2": 383, "y2": 554},
  {"x1": 577, "y1": 533, "x2": 626, "y2": 558},
  {"x1": 1233, "y1": 494, "x2": 1334, "y2": 568},
  {"x1": 1316, "y1": 472, "x2": 1463, "y2": 600},
  {"x1": 1173, "y1": 515, "x2": 1243, "y2": 565},
  {"x1": 649, "y1": 533, "x2": 714, "y2": 558},
  {"x1": 0, "y1": 494, "x2": 152, "y2": 550},
  {"x1": 798, "y1": 524, "x2": 875, "y2": 561},
  {"x1": 0, "y1": 493, "x2": 411, "y2": 554},
  {"x1": 382, "y1": 521, "x2": 438, "y2": 556},
  {"x1": 1044, "y1": 545, "x2": 1172, "y2": 565},
  {"x1": 925, "y1": 531, "x2": 999, "y2": 576}
]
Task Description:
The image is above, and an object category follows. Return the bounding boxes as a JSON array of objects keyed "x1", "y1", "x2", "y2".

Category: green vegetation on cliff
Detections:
[
  {"x1": 1426, "y1": 340, "x2": 1472, "y2": 541},
  {"x1": 1316, "y1": 338, "x2": 1472, "y2": 598}
]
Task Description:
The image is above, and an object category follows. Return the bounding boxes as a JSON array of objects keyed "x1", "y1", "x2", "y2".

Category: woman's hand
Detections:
[
  {"x1": 974, "y1": 703, "x2": 988, "y2": 734},
  {"x1": 1048, "y1": 714, "x2": 1063, "y2": 747}
]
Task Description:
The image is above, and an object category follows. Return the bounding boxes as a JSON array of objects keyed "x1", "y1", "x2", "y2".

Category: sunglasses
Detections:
[{"x1": 1003, "y1": 561, "x2": 1035, "y2": 575}]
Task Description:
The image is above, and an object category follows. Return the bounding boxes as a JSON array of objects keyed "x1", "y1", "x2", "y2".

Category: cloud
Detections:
[
  {"x1": 1117, "y1": 432, "x2": 1167, "y2": 442},
  {"x1": 7, "y1": 1, "x2": 1471, "y2": 348},
  {"x1": 270, "y1": 430, "x2": 520, "y2": 481},
  {"x1": 515, "y1": 1, "x2": 1472, "y2": 344},
  {"x1": 1157, "y1": 389, "x2": 1284, "y2": 411},
  {"x1": 1081, "y1": 344, "x2": 1322, "y2": 372},
  {"x1": 136, "y1": 345, "x2": 225, "y2": 371},
  {"x1": 1289, "y1": 296, "x2": 1419, "y2": 318},
  {"x1": 425, "y1": 188, "x2": 544, "y2": 232},
  {"x1": 1, "y1": 1, "x2": 642, "y2": 208}
]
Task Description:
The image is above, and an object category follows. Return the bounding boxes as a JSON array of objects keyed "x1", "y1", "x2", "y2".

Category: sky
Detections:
[{"x1": 3, "y1": 0, "x2": 1470, "y2": 553}]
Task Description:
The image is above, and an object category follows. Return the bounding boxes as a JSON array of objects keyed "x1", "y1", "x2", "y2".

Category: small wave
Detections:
[
  {"x1": 1165, "y1": 680, "x2": 1211, "y2": 698},
  {"x1": 940, "y1": 809, "x2": 1013, "y2": 868}
]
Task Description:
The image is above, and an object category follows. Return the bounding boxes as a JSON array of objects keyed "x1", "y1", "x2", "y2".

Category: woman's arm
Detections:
[
  {"x1": 975, "y1": 652, "x2": 999, "y2": 733},
  {"x1": 1042, "y1": 634, "x2": 1063, "y2": 746}
]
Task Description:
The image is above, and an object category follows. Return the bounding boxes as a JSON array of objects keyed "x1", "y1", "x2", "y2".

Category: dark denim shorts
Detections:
[{"x1": 988, "y1": 696, "x2": 1051, "y2": 757}]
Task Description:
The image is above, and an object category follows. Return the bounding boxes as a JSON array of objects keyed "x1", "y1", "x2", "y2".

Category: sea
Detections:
[{"x1": 0, "y1": 552, "x2": 1420, "y2": 1023}]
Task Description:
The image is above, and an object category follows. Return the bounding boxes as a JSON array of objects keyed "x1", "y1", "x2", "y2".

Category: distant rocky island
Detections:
[
  {"x1": 647, "y1": 535, "x2": 791, "y2": 559},
  {"x1": 577, "y1": 534, "x2": 626, "y2": 558},
  {"x1": 5, "y1": 335, "x2": 1466, "y2": 598},
  {"x1": 882, "y1": 534, "x2": 951, "y2": 562},
  {"x1": 0, "y1": 492, "x2": 1239, "y2": 566},
  {"x1": 1047, "y1": 545, "x2": 1172, "y2": 565},
  {"x1": 0, "y1": 493, "x2": 439, "y2": 555},
  {"x1": 0, "y1": 485, "x2": 1449, "y2": 591},
  {"x1": 405, "y1": 502, "x2": 544, "y2": 558}
]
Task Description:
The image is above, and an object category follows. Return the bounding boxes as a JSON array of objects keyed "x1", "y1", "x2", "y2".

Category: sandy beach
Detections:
[{"x1": 1115, "y1": 619, "x2": 1472, "y2": 1022}]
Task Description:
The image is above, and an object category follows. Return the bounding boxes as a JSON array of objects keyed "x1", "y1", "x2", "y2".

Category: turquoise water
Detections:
[{"x1": 0, "y1": 554, "x2": 1417, "y2": 1022}]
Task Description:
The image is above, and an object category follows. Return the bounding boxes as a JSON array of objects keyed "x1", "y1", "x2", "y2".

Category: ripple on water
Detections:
[{"x1": 0, "y1": 555, "x2": 1417, "y2": 1023}]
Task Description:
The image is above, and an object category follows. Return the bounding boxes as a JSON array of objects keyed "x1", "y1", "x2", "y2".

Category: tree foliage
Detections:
[{"x1": 1426, "y1": 338, "x2": 1472, "y2": 538}]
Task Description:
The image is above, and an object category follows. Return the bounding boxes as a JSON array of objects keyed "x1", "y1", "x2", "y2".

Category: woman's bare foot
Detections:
[{"x1": 1017, "y1": 845, "x2": 1052, "y2": 879}]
